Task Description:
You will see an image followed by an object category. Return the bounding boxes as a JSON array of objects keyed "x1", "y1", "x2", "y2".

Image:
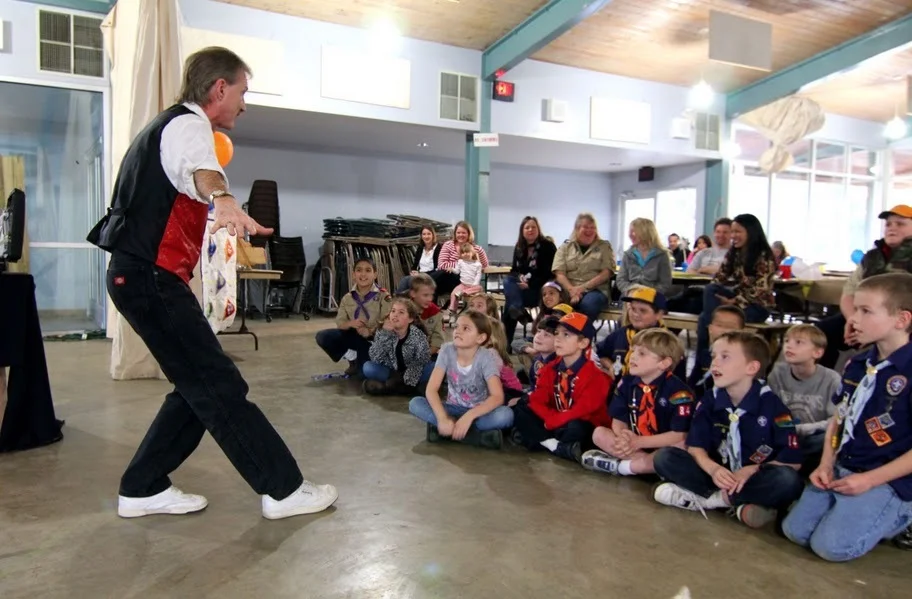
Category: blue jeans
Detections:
[
  {"x1": 696, "y1": 284, "x2": 769, "y2": 358},
  {"x1": 574, "y1": 290, "x2": 609, "y2": 322},
  {"x1": 408, "y1": 396, "x2": 514, "y2": 430},
  {"x1": 653, "y1": 447, "x2": 804, "y2": 508},
  {"x1": 501, "y1": 275, "x2": 541, "y2": 344},
  {"x1": 782, "y1": 466, "x2": 912, "y2": 562},
  {"x1": 363, "y1": 361, "x2": 435, "y2": 384}
]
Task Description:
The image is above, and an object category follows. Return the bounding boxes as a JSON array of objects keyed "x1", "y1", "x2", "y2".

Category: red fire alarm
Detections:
[{"x1": 492, "y1": 80, "x2": 515, "y2": 102}]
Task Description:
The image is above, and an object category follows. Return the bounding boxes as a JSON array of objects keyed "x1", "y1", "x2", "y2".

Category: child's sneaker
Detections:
[
  {"x1": 552, "y1": 441, "x2": 582, "y2": 463},
  {"x1": 652, "y1": 482, "x2": 709, "y2": 518},
  {"x1": 461, "y1": 427, "x2": 503, "y2": 450},
  {"x1": 893, "y1": 524, "x2": 912, "y2": 550},
  {"x1": 426, "y1": 424, "x2": 442, "y2": 443},
  {"x1": 344, "y1": 361, "x2": 360, "y2": 377},
  {"x1": 581, "y1": 449, "x2": 620, "y2": 474},
  {"x1": 734, "y1": 504, "x2": 777, "y2": 529}
]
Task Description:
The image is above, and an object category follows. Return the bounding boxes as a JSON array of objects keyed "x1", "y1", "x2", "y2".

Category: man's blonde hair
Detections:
[
  {"x1": 785, "y1": 323, "x2": 827, "y2": 351},
  {"x1": 632, "y1": 329, "x2": 684, "y2": 367}
]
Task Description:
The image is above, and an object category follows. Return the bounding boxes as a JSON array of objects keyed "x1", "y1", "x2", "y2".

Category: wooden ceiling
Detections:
[
  {"x1": 221, "y1": 0, "x2": 912, "y2": 123},
  {"x1": 532, "y1": 0, "x2": 912, "y2": 92},
  {"x1": 218, "y1": 0, "x2": 548, "y2": 50}
]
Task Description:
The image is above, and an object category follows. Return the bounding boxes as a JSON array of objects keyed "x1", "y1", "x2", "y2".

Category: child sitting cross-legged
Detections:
[
  {"x1": 510, "y1": 281, "x2": 572, "y2": 356},
  {"x1": 782, "y1": 273, "x2": 912, "y2": 561},
  {"x1": 511, "y1": 313, "x2": 613, "y2": 462},
  {"x1": 521, "y1": 314, "x2": 561, "y2": 397},
  {"x1": 581, "y1": 329, "x2": 694, "y2": 477},
  {"x1": 408, "y1": 310, "x2": 513, "y2": 449},
  {"x1": 767, "y1": 324, "x2": 841, "y2": 474},
  {"x1": 316, "y1": 257, "x2": 391, "y2": 375},
  {"x1": 652, "y1": 331, "x2": 805, "y2": 529},
  {"x1": 362, "y1": 298, "x2": 433, "y2": 396}
]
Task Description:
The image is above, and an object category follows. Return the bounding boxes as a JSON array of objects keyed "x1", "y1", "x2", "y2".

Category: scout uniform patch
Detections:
[{"x1": 887, "y1": 375, "x2": 907, "y2": 396}]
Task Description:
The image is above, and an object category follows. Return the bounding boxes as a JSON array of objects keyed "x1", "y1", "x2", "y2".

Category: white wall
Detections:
[{"x1": 225, "y1": 143, "x2": 613, "y2": 265}]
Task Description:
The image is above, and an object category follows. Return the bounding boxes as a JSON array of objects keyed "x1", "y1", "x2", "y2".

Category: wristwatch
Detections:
[{"x1": 208, "y1": 190, "x2": 231, "y2": 205}]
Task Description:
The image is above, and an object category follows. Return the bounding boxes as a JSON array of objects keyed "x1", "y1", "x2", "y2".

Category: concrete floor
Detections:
[{"x1": 1, "y1": 316, "x2": 908, "y2": 599}]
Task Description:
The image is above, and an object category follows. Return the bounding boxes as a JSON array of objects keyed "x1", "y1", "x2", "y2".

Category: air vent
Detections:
[
  {"x1": 39, "y1": 11, "x2": 104, "y2": 78},
  {"x1": 694, "y1": 112, "x2": 721, "y2": 151},
  {"x1": 439, "y1": 72, "x2": 477, "y2": 123}
]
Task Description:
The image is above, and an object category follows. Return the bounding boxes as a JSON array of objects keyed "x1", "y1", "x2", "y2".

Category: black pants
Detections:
[
  {"x1": 315, "y1": 328, "x2": 372, "y2": 366},
  {"x1": 511, "y1": 403, "x2": 594, "y2": 450},
  {"x1": 107, "y1": 253, "x2": 303, "y2": 500},
  {"x1": 653, "y1": 447, "x2": 804, "y2": 509},
  {"x1": 431, "y1": 271, "x2": 461, "y2": 298},
  {"x1": 816, "y1": 314, "x2": 847, "y2": 369}
]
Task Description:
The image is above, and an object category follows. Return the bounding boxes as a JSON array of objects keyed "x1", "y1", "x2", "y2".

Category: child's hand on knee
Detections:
[{"x1": 810, "y1": 463, "x2": 834, "y2": 490}]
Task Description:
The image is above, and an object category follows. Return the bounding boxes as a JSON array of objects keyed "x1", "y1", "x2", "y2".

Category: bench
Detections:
[{"x1": 597, "y1": 308, "x2": 791, "y2": 359}]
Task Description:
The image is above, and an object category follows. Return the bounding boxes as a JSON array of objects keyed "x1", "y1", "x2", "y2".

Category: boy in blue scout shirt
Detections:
[
  {"x1": 595, "y1": 287, "x2": 686, "y2": 382},
  {"x1": 581, "y1": 329, "x2": 694, "y2": 476},
  {"x1": 652, "y1": 331, "x2": 804, "y2": 529},
  {"x1": 782, "y1": 273, "x2": 912, "y2": 561},
  {"x1": 687, "y1": 305, "x2": 745, "y2": 397}
]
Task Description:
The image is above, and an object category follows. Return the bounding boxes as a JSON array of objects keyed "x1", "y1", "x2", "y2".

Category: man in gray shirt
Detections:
[{"x1": 687, "y1": 217, "x2": 732, "y2": 275}]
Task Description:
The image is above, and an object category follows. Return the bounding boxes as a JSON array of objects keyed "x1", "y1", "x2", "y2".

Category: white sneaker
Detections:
[
  {"x1": 581, "y1": 449, "x2": 620, "y2": 474},
  {"x1": 652, "y1": 482, "x2": 709, "y2": 519},
  {"x1": 262, "y1": 480, "x2": 338, "y2": 520},
  {"x1": 117, "y1": 486, "x2": 208, "y2": 518}
]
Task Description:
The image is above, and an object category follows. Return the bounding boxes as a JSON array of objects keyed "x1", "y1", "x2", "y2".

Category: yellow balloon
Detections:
[{"x1": 213, "y1": 131, "x2": 234, "y2": 167}]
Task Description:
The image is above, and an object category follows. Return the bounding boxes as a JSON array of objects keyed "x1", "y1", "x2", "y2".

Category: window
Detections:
[
  {"x1": 439, "y1": 72, "x2": 477, "y2": 123},
  {"x1": 621, "y1": 188, "x2": 697, "y2": 252},
  {"x1": 730, "y1": 131, "x2": 884, "y2": 271}
]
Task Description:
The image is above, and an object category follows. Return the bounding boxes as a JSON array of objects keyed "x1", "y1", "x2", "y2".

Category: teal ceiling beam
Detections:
[
  {"x1": 726, "y1": 12, "x2": 912, "y2": 119},
  {"x1": 17, "y1": 0, "x2": 115, "y2": 14},
  {"x1": 482, "y1": 0, "x2": 613, "y2": 81}
]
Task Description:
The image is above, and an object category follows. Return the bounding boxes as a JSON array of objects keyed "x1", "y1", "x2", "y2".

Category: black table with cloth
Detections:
[{"x1": 0, "y1": 273, "x2": 63, "y2": 452}]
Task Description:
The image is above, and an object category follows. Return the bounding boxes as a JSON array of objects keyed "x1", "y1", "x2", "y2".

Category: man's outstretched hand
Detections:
[{"x1": 209, "y1": 196, "x2": 274, "y2": 237}]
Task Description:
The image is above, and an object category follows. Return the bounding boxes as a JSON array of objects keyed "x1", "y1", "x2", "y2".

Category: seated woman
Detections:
[
  {"x1": 396, "y1": 226, "x2": 442, "y2": 294},
  {"x1": 695, "y1": 213, "x2": 776, "y2": 361},
  {"x1": 771, "y1": 240, "x2": 789, "y2": 268},
  {"x1": 686, "y1": 235, "x2": 711, "y2": 267},
  {"x1": 552, "y1": 213, "x2": 615, "y2": 322},
  {"x1": 816, "y1": 204, "x2": 912, "y2": 368},
  {"x1": 502, "y1": 216, "x2": 557, "y2": 344},
  {"x1": 434, "y1": 221, "x2": 489, "y2": 298},
  {"x1": 616, "y1": 218, "x2": 672, "y2": 297}
]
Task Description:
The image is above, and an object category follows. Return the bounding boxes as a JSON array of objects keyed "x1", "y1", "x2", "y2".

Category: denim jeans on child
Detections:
[
  {"x1": 653, "y1": 447, "x2": 804, "y2": 508},
  {"x1": 696, "y1": 284, "x2": 770, "y2": 359},
  {"x1": 107, "y1": 252, "x2": 304, "y2": 500},
  {"x1": 316, "y1": 328, "x2": 372, "y2": 366},
  {"x1": 782, "y1": 465, "x2": 912, "y2": 562},
  {"x1": 363, "y1": 361, "x2": 435, "y2": 384},
  {"x1": 408, "y1": 397, "x2": 514, "y2": 430}
]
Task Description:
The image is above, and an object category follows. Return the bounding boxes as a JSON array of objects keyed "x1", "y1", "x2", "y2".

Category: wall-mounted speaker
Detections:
[{"x1": 638, "y1": 166, "x2": 655, "y2": 182}]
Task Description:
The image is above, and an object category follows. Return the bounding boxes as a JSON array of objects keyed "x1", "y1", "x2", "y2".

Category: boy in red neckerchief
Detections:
[{"x1": 511, "y1": 312, "x2": 612, "y2": 462}]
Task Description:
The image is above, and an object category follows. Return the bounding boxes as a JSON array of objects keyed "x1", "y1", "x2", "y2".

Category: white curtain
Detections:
[{"x1": 101, "y1": 0, "x2": 187, "y2": 380}]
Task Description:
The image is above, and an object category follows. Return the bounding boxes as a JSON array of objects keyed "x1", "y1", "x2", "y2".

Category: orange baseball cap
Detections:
[{"x1": 878, "y1": 205, "x2": 912, "y2": 219}]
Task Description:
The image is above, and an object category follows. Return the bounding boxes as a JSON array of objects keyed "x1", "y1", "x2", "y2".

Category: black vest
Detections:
[{"x1": 88, "y1": 104, "x2": 196, "y2": 264}]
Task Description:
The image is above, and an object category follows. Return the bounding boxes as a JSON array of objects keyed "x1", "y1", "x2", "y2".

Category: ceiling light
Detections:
[
  {"x1": 884, "y1": 116, "x2": 908, "y2": 140},
  {"x1": 688, "y1": 79, "x2": 714, "y2": 110},
  {"x1": 417, "y1": 142, "x2": 429, "y2": 148},
  {"x1": 369, "y1": 18, "x2": 402, "y2": 54},
  {"x1": 720, "y1": 141, "x2": 741, "y2": 160}
]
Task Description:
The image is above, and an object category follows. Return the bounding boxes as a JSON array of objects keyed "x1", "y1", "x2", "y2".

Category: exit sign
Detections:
[{"x1": 492, "y1": 80, "x2": 515, "y2": 102}]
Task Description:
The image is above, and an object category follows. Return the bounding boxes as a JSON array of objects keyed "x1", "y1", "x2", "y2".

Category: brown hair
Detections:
[
  {"x1": 387, "y1": 298, "x2": 428, "y2": 336},
  {"x1": 420, "y1": 226, "x2": 438, "y2": 249},
  {"x1": 178, "y1": 47, "x2": 251, "y2": 105},
  {"x1": 459, "y1": 243, "x2": 478, "y2": 260},
  {"x1": 487, "y1": 317, "x2": 511, "y2": 364},
  {"x1": 466, "y1": 293, "x2": 499, "y2": 319},
  {"x1": 459, "y1": 309, "x2": 493, "y2": 346},
  {"x1": 857, "y1": 272, "x2": 912, "y2": 331},
  {"x1": 407, "y1": 272, "x2": 436, "y2": 294},
  {"x1": 515, "y1": 216, "x2": 544, "y2": 253},
  {"x1": 715, "y1": 331, "x2": 771, "y2": 378},
  {"x1": 711, "y1": 305, "x2": 746, "y2": 328},
  {"x1": 632, "y1": 328, "x2": 684, "y2": 367},
  {"x1": 785, "y1": 323, "x2": 827, "y2": 351}
]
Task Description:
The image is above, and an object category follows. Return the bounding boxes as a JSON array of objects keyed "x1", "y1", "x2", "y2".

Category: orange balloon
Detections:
[{"x1": 214, "y1": 131, "x2": 234, "y2": 167}]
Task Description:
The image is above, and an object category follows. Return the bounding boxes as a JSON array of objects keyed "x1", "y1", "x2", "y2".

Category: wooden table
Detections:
[
  {"x1": 483, "y1": 265, "x2": 511, "y2": 292},
  {"x1": 218, "y1": 269, "x2": 282, "y2": 351}
]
